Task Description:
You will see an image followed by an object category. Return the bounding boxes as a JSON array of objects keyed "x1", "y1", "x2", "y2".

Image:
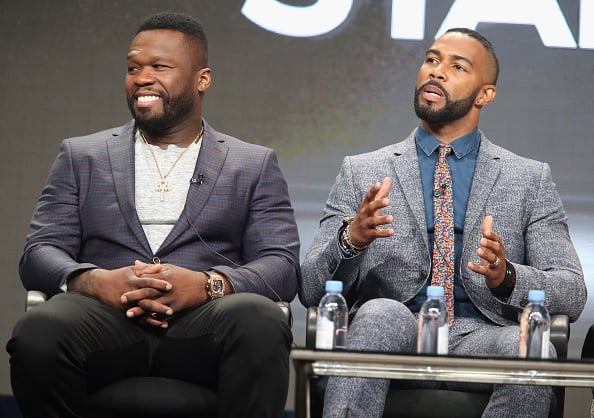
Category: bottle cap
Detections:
[
  {"x1": 528, "y1": 289, "x2": 545, "y2": 303},
  {"x1": 325, "y1": 280, "x2": 343, "y2": 293},
  {"x1": 426, "y1": 285, "x2": 444, "y2": 297}
]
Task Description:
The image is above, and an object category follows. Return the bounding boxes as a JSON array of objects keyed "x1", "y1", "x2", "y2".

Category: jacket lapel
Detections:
[
  {"x1": 391, "y1": 131, "x2": 429, "y2": 251},
  {"x1": 108, "y1": 120, "x2": 152, "y2": 255},
  {"x1": 158, "y1": 120, "x2": 228, "y2": 252},
  {"x1": 464, "y1": 134, "x2": 502, "y2": 235}
]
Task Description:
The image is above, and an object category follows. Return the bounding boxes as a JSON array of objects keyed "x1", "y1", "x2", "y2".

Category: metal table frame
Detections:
[{"x1": 291, "y1": 349, "x2": 594, "y2": 418}]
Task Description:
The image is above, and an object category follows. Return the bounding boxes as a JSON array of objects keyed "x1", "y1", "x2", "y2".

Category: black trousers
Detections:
[{"x1": 7, "y1": 292, "x2": 292, "y2": 418}]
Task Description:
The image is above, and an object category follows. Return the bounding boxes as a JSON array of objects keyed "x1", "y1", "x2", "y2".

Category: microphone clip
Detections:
[{"x1": 191, "y1": 173, "x2": 205, "y2": 185}]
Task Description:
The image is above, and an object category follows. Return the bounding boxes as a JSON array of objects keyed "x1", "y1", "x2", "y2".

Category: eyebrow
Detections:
[
  {"x1": 426, "y1": 49, "x2": 474, "y2": 68},
  {"x1": 126, "y1": 52, "x2": 171, "y2": 64}
]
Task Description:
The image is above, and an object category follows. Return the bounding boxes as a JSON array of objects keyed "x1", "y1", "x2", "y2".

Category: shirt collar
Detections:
[{"x1": 415, "y1": 125, "x2": 480, "y2": 159}]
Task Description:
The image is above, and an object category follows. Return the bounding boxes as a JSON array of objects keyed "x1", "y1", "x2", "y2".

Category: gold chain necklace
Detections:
[{"x1": 140, "y1": 125, "x2": 204, "y2": 202}]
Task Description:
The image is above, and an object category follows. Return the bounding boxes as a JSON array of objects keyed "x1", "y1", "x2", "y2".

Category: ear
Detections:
[
  {"x1": 475, "y1": 85, "x2": 496, "y2": 107},
  {"x1": 196, "y1": 67, "x2": 212, "y2": 93}
]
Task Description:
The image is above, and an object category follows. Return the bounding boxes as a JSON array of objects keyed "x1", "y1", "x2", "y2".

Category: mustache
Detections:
[{"x1": 417, "y1": 80, "x2": 448, "y2": 98}]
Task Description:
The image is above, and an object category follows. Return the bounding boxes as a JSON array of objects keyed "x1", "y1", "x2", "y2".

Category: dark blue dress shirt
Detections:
[{"x1": 407, "y1": 126, "x2": 485, "y2": 319}]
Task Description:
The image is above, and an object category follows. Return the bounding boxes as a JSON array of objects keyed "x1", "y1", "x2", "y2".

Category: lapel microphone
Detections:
[
  {"x1": 190, "y1": 174, "x2": 204, "y2": 185},
  {"x1": 433, "y1": 181, "x2": 449, "y2": 197}
]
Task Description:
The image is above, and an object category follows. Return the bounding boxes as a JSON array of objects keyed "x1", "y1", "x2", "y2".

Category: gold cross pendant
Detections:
[{"x1": 156, "y1": 179, "x2": 170, "y2": 202}]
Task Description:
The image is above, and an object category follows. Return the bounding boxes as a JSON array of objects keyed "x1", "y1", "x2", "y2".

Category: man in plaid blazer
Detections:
[{"x1": 7, "y1": 12, "x2": 300, "y2": 418}]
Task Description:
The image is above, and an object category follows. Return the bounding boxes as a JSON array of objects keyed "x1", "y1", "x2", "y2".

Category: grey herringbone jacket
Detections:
[{"x1": 300, "y1": 129, "x2": 585, "y2": 325}]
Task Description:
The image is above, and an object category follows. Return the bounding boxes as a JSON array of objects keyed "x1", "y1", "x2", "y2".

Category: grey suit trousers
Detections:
[{"x1": 323, "y1": 299, "x2": 553, "y2": 418}]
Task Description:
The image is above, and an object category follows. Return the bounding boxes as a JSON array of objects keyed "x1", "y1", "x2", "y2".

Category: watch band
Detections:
[{"x1": 489, "y1": 259, "x2": 516, "y2": 300}]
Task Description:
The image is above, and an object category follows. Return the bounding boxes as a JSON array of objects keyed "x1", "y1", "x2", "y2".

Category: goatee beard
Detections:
[
  {"x1": 414, "y1": 81, "x2": 480, "y2": 124},
  {"x1": 127, "y1": 93, "x2": 195, "y2": 135}
]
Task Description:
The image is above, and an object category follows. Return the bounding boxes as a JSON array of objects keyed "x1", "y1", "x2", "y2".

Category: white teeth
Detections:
[{"x1": 138, "y1": 95, "x2": 159, "y2": 103}]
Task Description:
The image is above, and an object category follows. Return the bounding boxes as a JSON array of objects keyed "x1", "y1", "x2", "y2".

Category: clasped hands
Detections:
[
  {"x1": 348, "y1": 177, "x2": 507, "y2": 287},
  {"x1": 77, "y1": 261, "x2": 208, "y2": 328},
  {"x1": 123, "y1": 261, "x2": 210, "y2": 327}
]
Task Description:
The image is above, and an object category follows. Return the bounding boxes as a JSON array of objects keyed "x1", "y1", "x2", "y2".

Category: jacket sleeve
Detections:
[
  {"x1": 506, "y1": 162, "x2": 586, "y2": 322},
  {"x1": 19, "y1": 139, "x2": 97, "y2": 296},
  {"x1": 299, "y1": 156, "x2": 368, "y2": 307},
  {"x1": 213, "y1": 149, "x2": 301, "y2": 302}
]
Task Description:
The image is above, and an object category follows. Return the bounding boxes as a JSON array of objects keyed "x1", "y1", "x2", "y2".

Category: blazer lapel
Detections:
[
  {"x1": 158, "y1": 121, "x2": 228, "y2": 252},
  {"x1": 391, "y1": 131, "x2": 429, "y2": 251},
  {"x1": 464, "y1": 134, "x2": 502, "y2": 234},
  {"x1": 108, "y1": 120, "x2": 152, "y2": 255}
]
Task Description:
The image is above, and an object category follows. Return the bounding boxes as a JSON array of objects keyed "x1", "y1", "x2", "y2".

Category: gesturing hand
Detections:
[
  {"x1": 348, "y1": 177, "x2": 395, "y2": 248},
  {"x1": 467, "y1": 215, "x2": 507, "y2": 288}
]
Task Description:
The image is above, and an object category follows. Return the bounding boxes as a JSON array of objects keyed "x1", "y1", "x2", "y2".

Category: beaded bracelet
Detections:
[{"x1": 338, "y1": 217, "x2": 368, "y2": 257}]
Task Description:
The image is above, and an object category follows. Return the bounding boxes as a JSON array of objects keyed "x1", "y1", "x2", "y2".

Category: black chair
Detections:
[
  {"x1": 305, "y1": 306, "x2": 569, "y2": 418},
  {"x1": 580, "y1": 324, "x2": 594, "y2": 414},
  {"x1": 580, "y1": 324, "x2": 594, "y2": 361},
  {"x1": 25, "y1": 290, "x2": 292, "y2": 418}
]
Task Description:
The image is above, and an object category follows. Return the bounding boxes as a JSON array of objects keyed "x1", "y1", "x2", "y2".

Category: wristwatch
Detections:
[{"x1": 204, "y1": 270, "x2": 225, "y2": 300}]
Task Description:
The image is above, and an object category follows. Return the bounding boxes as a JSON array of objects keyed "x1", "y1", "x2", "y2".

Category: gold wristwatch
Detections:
[{"x1": 204, "y1": 270, "x2": 225, "y2": 300}]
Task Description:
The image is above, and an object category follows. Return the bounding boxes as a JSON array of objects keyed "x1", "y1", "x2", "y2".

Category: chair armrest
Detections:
[
  {"x1": 550, "y1": 314, "x2": 569, "y2": 358},
  {"x1": 26, "y1": 290, "x2": 48, "y2": 311},
  {"x1": 306, "y1": 307, "x2": 318, "y2": 349},
  {"x1": 276, "y1": 301, "x2": 293, "y2": 327}
]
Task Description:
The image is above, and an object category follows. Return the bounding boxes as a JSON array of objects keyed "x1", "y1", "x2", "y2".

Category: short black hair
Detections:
[
  {"x1": 445, "y1": 27, "x2": 499, "y2": 85},
  {"x1": 137, "y1": 12, "x2": 208, "y2": 64}
]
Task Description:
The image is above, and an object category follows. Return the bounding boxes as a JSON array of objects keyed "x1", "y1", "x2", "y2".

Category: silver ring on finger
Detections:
[{"x1": 490, "y1": 257, "x2": 501, "y2": 268}]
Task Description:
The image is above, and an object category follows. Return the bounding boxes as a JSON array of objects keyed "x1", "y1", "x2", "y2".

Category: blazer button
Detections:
[{"x1": 152, "y1": 256, "x2": 161, "y2": 264}]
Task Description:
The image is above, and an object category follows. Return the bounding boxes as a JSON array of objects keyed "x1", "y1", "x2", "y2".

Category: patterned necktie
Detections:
[{"x1": 431, "y1": 144, "x2": 455, "y2": 326}]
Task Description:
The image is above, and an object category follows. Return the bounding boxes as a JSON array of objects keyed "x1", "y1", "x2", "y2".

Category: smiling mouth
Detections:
[{"x1": 137, "y1": 95, "x2": 160, "y2": 103}]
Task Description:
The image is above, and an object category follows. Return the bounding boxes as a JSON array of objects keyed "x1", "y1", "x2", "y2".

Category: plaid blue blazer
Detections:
[{"x1": 20, "y1": 119, "x2": 300, "y2": 301}]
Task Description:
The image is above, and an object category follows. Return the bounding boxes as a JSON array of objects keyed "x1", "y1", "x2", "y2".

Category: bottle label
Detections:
[
  {"x1": 316, "y1": 316, "x2": 335, "y2": 350},
  {"x1": 519, "y1": 332, "x2": 527, "y2": 358},
  {"x1": 519, "y1": 309, "x2": 550, "y2": 359},
  {"x1": 417, "y1": 315, "x2": 448, "y2": 355},
  {"x1": 541, "y1": 329, "x2": 550, "y2": 359},
  {"x1": 437, "y1": 324, "x2": 448, "y2": 355}
]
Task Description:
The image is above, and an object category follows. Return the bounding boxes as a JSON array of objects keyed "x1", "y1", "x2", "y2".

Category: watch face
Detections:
[{"x1": 211, "y1": 278, "x2": 225, "y2": 296}]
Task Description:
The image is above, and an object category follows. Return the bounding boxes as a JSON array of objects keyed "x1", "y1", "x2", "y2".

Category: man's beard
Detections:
[
  {"x1": 127, "y1": 92, "x2": 195, "y2": 134},
  {"x1": 414, "y1": 81, "x2": 480, "y2": 124}
]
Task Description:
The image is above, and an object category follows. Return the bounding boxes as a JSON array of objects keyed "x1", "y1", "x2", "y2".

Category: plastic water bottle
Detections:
[
  {"x1": 316, "y1": 280, "x2": 348, "y2": 350},
  {"x1": 417, "y1": 286, "x2": 449, "y2": 355},
  {"x1": 519, "y1": 290, "x2": 551, "y2": 359}
]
